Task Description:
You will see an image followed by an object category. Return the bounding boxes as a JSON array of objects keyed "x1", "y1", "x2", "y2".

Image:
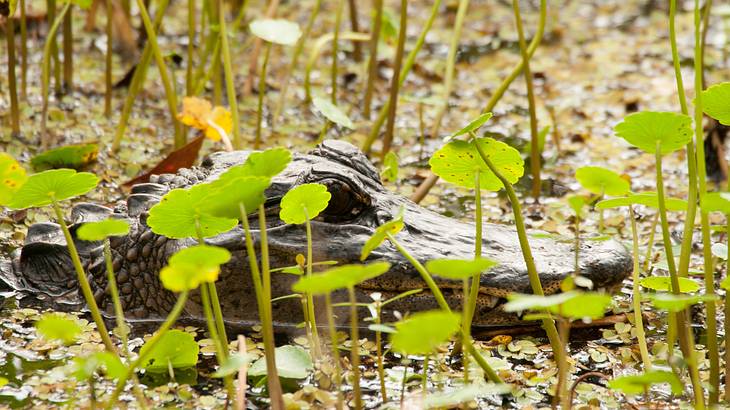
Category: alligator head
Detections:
[{"x1": 1, "y1": 141, "x2": 632, "y2": 330}]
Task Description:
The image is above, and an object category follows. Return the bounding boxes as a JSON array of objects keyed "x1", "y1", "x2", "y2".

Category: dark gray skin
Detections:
[{"x1": 0, "y1": 141, "x2": 632, "y2": 330}]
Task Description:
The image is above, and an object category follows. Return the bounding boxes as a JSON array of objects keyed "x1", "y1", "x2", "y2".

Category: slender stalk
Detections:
[
  {"x1": 19, "y1": 0, "x2": 28, "y2": 101},
  {"x1": 304, "y1": 214, "x2": 322, "y2": 358},
  {"x1": 272, "y1": 0, "x2": 322, "y2": 126},
  {"x1": 692, "y1": 0, "x2": 718, "y2": 403},
  {"x1": 304, "y1": 32, "x2": 369, "y2": 102},
  {"x1": 471, "y1": 143, "x2": 563, "y2": 363},
  {"x1": 512, "y1": 0, "x2": 541, "y2": 200},
  {"x1": 200, "y1": 283, "x2": 236, "y2": 399},
  {"x1": 186, "y1": 0, "x2": 196, "y2": 96},
  {"x1": 5, "y1": 15, "x2": 20, "y2": 136},
  {"x1": 385, "y1": 233, "x2": 502, "y2": 383},
  {"x1": 255, "y1": 44, "x2": 272, "y2": 149},
  {"x1": 375, "y1": 304, "x2": 388, "y2": 401},
  {"x1": 325, "y1": 294, "x2": 344, "y2": 410},
  {"x1": 643, "y1": 213, "x2": 659, "y2": 273},
  {"x1": 104, "y1": 0, "x2": 113, "y2": 118},
  {"x1": 51, "y1": 200, "x2": 115, "y2": 353},
  {"x1": 62, "y1": 8, "x2": 73, "y2": 91},
  {"x1": 48, "y1": 0, "x2": 62, "y2": 95},
  {"x1": 428, "y1": 0, "x2": 470, "y2": 141},
  {"x1": 103, "y1": 239, "x2": 128, "y2": 353},
  {"x1": 363, "y1": 0, "x2": 383, "y2": 118},
  {"x1": 380, "y1": 0, "x2": 407, "y2": 160},
  {"x1": 348, "y1": 286, "x2": 362, "y2": 410},
  {"x1": 107, "y1": 291, "x2": 189, "y2": 409},
  {"x1": 628, "y1": 207, "x2": 652, "y2": 370},
  {"x1": 347, "y1": 0, "x2": 363, "y2": 61},
  {"x1": 410, "y1": 0, "x2": 547, "y2": 203},
  {"x1": 725, "y1": 216, "x2": 730, "y2": 401},
  {"x1": 136, "y1": 0, "x2": 184, "y2": 148},
  {"x1": 556, "y1": 317, "x2": 571, "y2": 410},
  {"x1": 41, "y1": 1, "x2": 72, "y2": 142},
  {"x1": 331, "y1": 0, "x2": 345, "y2": 104},
  {"x1": 219, "y1": 0, "x2": 242, "y2": 149},
  {"x1": 362, "y1": 0, "x2": 443, "y2": 154}
]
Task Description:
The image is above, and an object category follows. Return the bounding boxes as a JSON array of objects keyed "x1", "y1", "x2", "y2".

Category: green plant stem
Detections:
[
  {"x1": 272, "y1": 0, "x2": 321, "y2": 126},
  {"x1": 41, "y1": 1, "x2": 72, "y2": 141},
  {"x1": 19, "y1": 0, "x2": 27, "y2": 100},
  {"x1": 409, "y1": 0, "x2": 546, "y2": 204},
  {"x1": 102, "y1": 240, "x2": 128, "y2": 353},
  {"x1": 5, "y1": 16, "x2": 20, "y2": 135},
  {"x1": 106, "y1": 291, "x2": 189, "y2": 409},
  {"x1": 461, "y1": 171, "x2": 483, "y2": 381},
  {"x1": 628, "y1": 207, "x2": 652, "y2": 370},
  {"x1": 380, "y1": 0, "x2": 408, "y2": 160},
  {"x1": 385, "y1": 232, "x2": 502, "y2": 383},
  {"x1": 375, "y1": 304, "x2": 388, "y2": 402},
  {"x1": 363, "y1": 0, "x2": 383, "y2": 118},
  {"x1": 218, "y1": 0, "x2": 242, "y2": 149},
  {"x1": 62, "y1": 8, "x2": 73, "y2": 91},
  {"x1": 200, "y1": 283, "x2": 235, "y2": 399},
  {"x1": 186, "y1": 0, "x2": 196, "y2": 96},
  {"x1": 136, "y1": 0, "x2": 184, "y2": 148},
  {"x1": 347, "y1": 0, "x2": 362, "y2": 61},
  {"x1": 422, "y1": 354, "x2": 429, "y2": 394},
  {"x1": 193, "y1": 37, "x2": 222, "y2": 95},
  {"x1": 693, "y1": 0, "x2": 717, "y2": 404},
  {"x1": 48, "y1": 0, "x2": 61, "y2": 95},
  {"x1": 51, "y1": 200, "x2": 115, "y2": 353},
  {"x1": 556, "y1": 317, "x2": 571, "y2": 410},
  {"x1": 512, "y1": 0, "x2": 541, "y2": 200},
  {"x1": 362, "y1": 0, "x2": 443, "y2": 154},
  {"x1": 725, "y1": 216, "x2": 730, "y2": 401},
  {"x1": 471, "y1": 144, "x2": 563, "y2": 363},
  {"x1": 348, "y1": 285, "x2": 363, "y2": 410},
  {"x1": 104, "y1": 0, "x2": 113, "y2": 118},
  {"x1": 304, "y1": 32, "x2": 370, "y2": 102},
  {"x1": 331, "y1": 0, "x2": 345, "y2": 104},
  {"x1": 305, "y1": 213, "x2": 322, "y2": 359},
  {"x1": 428, "y1": 0, "x2": 470, "y2": 141},
  {"x1": 255, "y1": 44, "x2": 272, "y2": 150},
  {"x1": 643, "y1": 213, "x2": 659, "y2": 273},
  {"x1": 193, "y1": 225, "x2": 229, "y2": 358},
  {"x1": 325, "y1": 294, "x2": 344, "y2": 410}
]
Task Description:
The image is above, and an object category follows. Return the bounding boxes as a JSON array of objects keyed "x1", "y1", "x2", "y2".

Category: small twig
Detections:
[
  {"x1": 568, "y1": 371, "x2": 609, "y2": 406},
  {"x1": 236, "y1": 335, "x2": 248, "y2": 410}
]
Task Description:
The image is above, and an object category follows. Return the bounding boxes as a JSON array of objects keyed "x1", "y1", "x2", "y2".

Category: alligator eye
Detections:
[{"x1": 318, "y1": 178, "x2": 366, "y2": 220}]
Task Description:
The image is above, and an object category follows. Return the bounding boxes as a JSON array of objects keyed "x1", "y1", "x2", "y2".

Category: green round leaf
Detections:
[
  {"x1": 381, "y1": 151, "x2": 399, "y2": 182},
  {"x1": 30, "y1": 143, "x2": 98, "y2": 171},
  {"x1": 77, "y1": 219, "x2": 130, "y2": 241},
  {"x1": 423, "y1": 384, "x2": 512, "y2": 408},
  {"x1": 646, "y1": 293, "x2": 719, "y2": 312},
  {"x1": 721, "y1": 275, "x2": 730, "y2": 291},
  {"x1": 248, "y1": 345, "x2": 313, "y2": 379},
  {"x1": 614, "y1": 111, "x2": 693, "y2": 154},
  {"x1": 701, "y1": 192, "x2": 730, "y2": 214},
  {"x1": 212, "y1": 352, "x2": 258, "y2": 378},
  {"x1": 249, "y1": 19, "x2": 302, "y2": 45},
  {"x1": 700, "y1": 82, "x2": 730, "y2": 125},
  {"x1": 35, "y1": 313, "x2": 82, "y2": 345},
  {"x1": 292, "y1": 262, "x2": 391, "y2": 294},
  {"x1": 8, "y1": 169, "x2": 99, "y2": 209},
  {"x1": 504, "y1": 291, "x2": 578, "y2": 313},
  {"x1": 218, "y1": 147, "x2": 292, "y2": 180},
  {"x1": 280, "y1": 183, "x2": 331, "y2": 224},
  {"x1": 575, "y1": 166, "x2": 630, "y2": 196},
  {"x1": 147, "y1": 186, "x2": 238, "y2": 239},
  {"x1": 140, "y1": 329, "x2": 199, "y2": 372},
  {"x1": 425, "y1": 257, "x2": 499, "y2": 280},
  {"x1": 0, "y1": 153, "x2": 27, "y2": 205},
  {"x1": 567, "y1": 195, "x2": 586, "y2": 218},
  {"x1": 555, "y1": 293, "x2": 612, "y2": 320},
  {"x1": 201, "y1": 176, "x2": 271, "y2": 219},
  {"x1": 595, "y1": 192, "x2": 687, "y2": 211},
  {"x1": 608, "y1": 370, "x2": 683, "y2": 396},
  {"x1": 430, "y1": 138, "x2": 523, "y2": 191},
  {"x1": 640, "y1": 276, "x2": 700, "y2": 293},
  {"x1": 389, "y1": 310, "x2": 461, "y2": 355},
  {"x1": 312, "y1": 97, "x2": 354, "y2": 129},
  {"x1": 360, "y1": 213, "x2": 404, "y2": 261},
  {"x1": 160, "y1": 245, "x2": 231, "y2": 292},
  {"x1": 73, "y1": 351, "x2": 126, "y2": 380},
  {"x1": 447, "y1": 112, "x2": 493, "y2": 139}
]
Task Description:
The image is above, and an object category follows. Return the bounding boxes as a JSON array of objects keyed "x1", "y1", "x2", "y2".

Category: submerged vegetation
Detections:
[{"x1": 1, "y1": 0, "x2": 730, "y2": 409}]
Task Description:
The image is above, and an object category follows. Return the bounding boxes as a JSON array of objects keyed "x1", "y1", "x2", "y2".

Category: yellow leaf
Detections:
[
  {"x1": 205, "y1": 106, "x2": 233, "y2": 141},
  {"x1": 177, "y1": 97, "x2": 213, "y2": 130}
]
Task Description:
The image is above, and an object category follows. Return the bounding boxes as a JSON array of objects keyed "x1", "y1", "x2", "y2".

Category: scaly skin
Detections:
[{"x1": 1, "y1": 141, "x2": 632, "y2": 330}]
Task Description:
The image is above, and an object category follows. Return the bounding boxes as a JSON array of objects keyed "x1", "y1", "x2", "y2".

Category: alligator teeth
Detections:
[
  {"x1": 127, "y1": 193, "x2": 162, "y2": 217},
  {"x1": 70, "y1": 202, "x2": 114, "y2": 225}
]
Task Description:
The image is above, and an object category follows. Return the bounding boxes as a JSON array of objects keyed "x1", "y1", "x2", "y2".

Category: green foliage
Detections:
[
  {"x1": 608, "y1": 370, "x2": 683, "y2": 396},
  {"x1": 77, "y1": 219, "x2": 130, "y2": 241},
  {"x1": 30, "y1": 143, "x2": 98, "y2": 171},
  {"x1": 640, "y1": 277, "x2": 700, "y2": 293},
  {"x1": 567, "y1": 195, "x2": 586, "y2": 218},
  {"x1": 614, "y1": 111, "x2": 693, "y2": 154},
  {"x1": 219, "y1": 147, "x2": 292, "y2": 180},
  {"x1": 381, "y1": 151, "x2": 399, "y2": 182},
  {"x1": 700, "y1": 82, "x2": 730, "y2": 125},
  {"x1": 447, "y1": 112, "x2": 493, "y2": 140},
  {"x1": 279, "y1": 183, "x2": 331, "y2": 224},
  {"x1": 159, "y1": 245, "x2": 231, "y2": 292},
  {"x1": 147, "y1": 186, "x2": 238, "y2": 239},
  {"x1": 701, "y1": 192, "x2": 730, "y2": 214},
  {"x1": 430, "y1": 137, "x2": 524, "y2": 190},
  {"x1": 425, "y1": 257, "x2": 499, "y2": 280},
  {"x1": 504, "y1": 291, "x2": 612, "y2": 320},
  {"x1": 389, "y1": 310, "x2": 461, "y2": 355},
  {"x1": 0, "y1": 153, "x2": 27, "y2": 205},
  {"x1": 248, "y1": 345, "x2": 313, "y2": 379},
  {"x1": 292, "y1": 262, "x2": 391, "y2": 294},
  {"x1": 249, "y1": 19, "x2": 302, "y2": 46},
  {"x1": 35, "y1": 314, "x2": 82, "y2": 345},
  {"x1": 312, "y1": 97, "x2": 354, "y2": 128},
  {"x1": 212, "y1": 352, "x2": 258, "y2": 378},
  {"x1": 8, "y1": 169, "x2": 98, "y2": 209},
  {"x1": 575, "y1": 166, "x2": 630, "y2": 196},
  {"x1": 360, "y1": 212, "x2": 404, "y2": 260},
  {"x1": 423, "y1": 384, "x2": 511, "y2": 409},
  {"x1": 199, "y1": 176, "x2": 271, "y2": 220},
  {"x1": 646, "y1": 293, "x2": 719, "y2": 312},
  {"x1": 595, "y1": 192, "x2": 687, "y2": 211},
  {"x1": 72, "y1": 352, "x2": 126, "y2": 380},
  {"x1": 140, "y1": 330, "x2": 199, "y2": 372}
]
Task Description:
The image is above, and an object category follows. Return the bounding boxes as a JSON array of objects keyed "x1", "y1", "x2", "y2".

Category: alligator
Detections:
[{"x1": 0, "y1": 140, "x2": 632, "y2": 330}]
